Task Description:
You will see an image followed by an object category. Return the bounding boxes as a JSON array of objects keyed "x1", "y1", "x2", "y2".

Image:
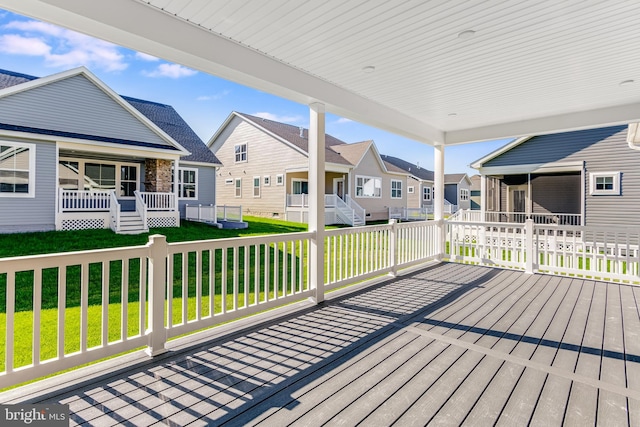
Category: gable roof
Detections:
[
  {"x1": 215, "y1": 112, "x2": 352, "y2": 166},
  {"x1": 380, "y1": 154, "x2": 434, "y2": 181},
  {"x1": 0, "y1": 67, "x2": 217, "y2": 163},
  {"x1": 445, "y1": 173, "x2": 470, "y2": 185},
  {"x1": 122, "y1": 96, "x2": 220, "y2": 165},
  {"x1": 329, "y1": 140, "x2": 372, "y2": 166}
]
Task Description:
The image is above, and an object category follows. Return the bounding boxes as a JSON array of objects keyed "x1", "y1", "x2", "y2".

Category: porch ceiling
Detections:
[{"x1": 2, "y1": 1, "x2": 640, "y2": 145}]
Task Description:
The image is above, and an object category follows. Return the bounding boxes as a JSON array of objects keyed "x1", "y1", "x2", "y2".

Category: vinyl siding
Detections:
[
  {"x1": 178, "y1": 165, "x2": 217, "y2": 218},
  {"x1": 406, "y1": 176, "x2": 420, "y2": 209},
  {"x1": 0, "y1": 75, "x2": 173, "y2": 147},
  {"x1": 0, "y1": 138, "x2": 56, "y2": 233},
  {"x1": 444, "y1": 184, "x2": 457, "y2": 206},
  {"x1": 212, "y1": 117, "x2": 308, "y2": 218},
  {"x1": 350, "y1": 149, "x2": 405, "y2": 221}
]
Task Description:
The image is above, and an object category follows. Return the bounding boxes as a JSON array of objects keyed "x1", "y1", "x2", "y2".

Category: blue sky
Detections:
[{"x1": 0, "y1": 9, "x2": 511, "y2": 175}]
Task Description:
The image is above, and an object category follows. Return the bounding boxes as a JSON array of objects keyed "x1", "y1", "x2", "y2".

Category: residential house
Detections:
[
  {"x1": 470, "y1": 124, "x2": 640, "y2": 226},
  {"x1": 380, "y1": 155, "x2": 434, "y2": 210},
  {"x1": 208, "y1": 112, "x2": 409, "y2": 224},
  {"x1": 0, "y1": 67, "x2": 220, "y2": 234},
  {"x1": 445, "y1": 173, "x2": 472, "y2": 212}
]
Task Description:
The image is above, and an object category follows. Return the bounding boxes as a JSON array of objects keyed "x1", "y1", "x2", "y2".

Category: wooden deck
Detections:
[{"x1": 2, "y1": 262, "x2": 640, "y2": 426}]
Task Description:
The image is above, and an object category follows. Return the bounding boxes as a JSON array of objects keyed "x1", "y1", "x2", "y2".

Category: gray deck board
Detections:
[{"x1": 2, "y1": 263, "x2": 639, "y2": 426}]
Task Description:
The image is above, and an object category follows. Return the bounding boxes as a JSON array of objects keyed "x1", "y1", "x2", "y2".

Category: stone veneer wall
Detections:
[{"x1": 145, "y1": 159, "x2": 172, "y2": 192}]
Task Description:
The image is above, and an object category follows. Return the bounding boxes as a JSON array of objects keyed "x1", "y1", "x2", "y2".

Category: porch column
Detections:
[
  {"x1": 434, "y1": 144, "x2": 445, "y2": 220},
  {"x1": 309, "y1": 102, "x2": 325, "y2": 304},
  {"x1": 434, "y1": 144, "x2": 445, "y2": 259},
  {"x1": 480, "y1": 174, "x2": 486, "y2": 218}
]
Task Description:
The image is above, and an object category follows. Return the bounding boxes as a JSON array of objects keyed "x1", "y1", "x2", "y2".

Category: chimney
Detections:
[{"x1": 299, "y1": 127, "x2": 304, "y2": 138}]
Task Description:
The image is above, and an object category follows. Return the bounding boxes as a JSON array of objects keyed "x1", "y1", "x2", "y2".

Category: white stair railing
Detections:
[
  {"x1": 345, "y1": 194, "x2": 365, "y2": 224},
  {"x1": 109, "y1": 190, "x2": 120, "y2": 232},
  {"x1": 134, "y1": 191, "x2": 149, "y2": 232}
]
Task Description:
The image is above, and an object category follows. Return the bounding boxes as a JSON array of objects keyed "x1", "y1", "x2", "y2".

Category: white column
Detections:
[
  {"x1": 309, "y1": 103, "x2": 325, "y2": 303},
  {"x1": 146, "y1": 234, "x2": 168, "y2": 357},
  {"x1": 434, "y1": 144, "x2": 445, "y2": 260},
  {"x1": 434, "y1": 144, "x2": 445, "y2": 220}
]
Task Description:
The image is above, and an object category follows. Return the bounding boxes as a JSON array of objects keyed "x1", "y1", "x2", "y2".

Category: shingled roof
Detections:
[
  {"x1": 0, "y1": 68, "x2": 219, "y2": 165},
  {"x1": 236, "y1": 112, "x2": 352, "y2": 165},
  {"x1": 380, "y1": 154, "x2": 434, "y2": 181}
]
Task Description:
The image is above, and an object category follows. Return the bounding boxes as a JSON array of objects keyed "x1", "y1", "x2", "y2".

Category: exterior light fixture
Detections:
[
  {"x1": 620, "y1": 79, "x2": 635, "y2": 86},
  {"x1": 362, "y1": 66, "x2": 376, "y2": 73},
  {"x1": 457, "y1": 30, "x2": 476, "y2": 40}
]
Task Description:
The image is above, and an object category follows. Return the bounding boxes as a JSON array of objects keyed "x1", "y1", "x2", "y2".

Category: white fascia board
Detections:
[
  {"x1": 446, "y1": 103, "x2": 640, "y2": 145},
  {"x1": 57, "y1": 139, "x2": 182, "y2": 160},
  {"x1": 207, "y1": 111, "x2": 237, "y2": 150},
  {"x1": 478, "y1": 161, "x2": 584, "y2": 176},
  {"x1": 180, "y1": 160, "x2": 222, "y2": 168},
  {"x1": 286, "y1": 163, "x2": 351, "y2": 174},
  {"x1": 1, "y1": 0, "x2": 443, "y2": 146}
]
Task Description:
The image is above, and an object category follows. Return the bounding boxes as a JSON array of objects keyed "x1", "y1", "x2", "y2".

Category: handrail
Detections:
[
  {"x1": 138, "y1": 191, "x2": 176, "y2": 211},
  {"x1": 109, "y1": 190, "x2": 120, "y2": 232},
  {"x1": 134, "y1": 190, "x2": 148, "y2": 231},
  {"x1": 345, "y1": 194, "x2": 365, "y2": 223},
  {"x1": 58, "y1": 189, "x2": 111, "y2": 212}
]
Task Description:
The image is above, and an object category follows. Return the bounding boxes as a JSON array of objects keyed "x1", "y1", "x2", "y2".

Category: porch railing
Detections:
[
  {"x1": 133, "y1": 191, "x2": 148, "y2": 230},
  {"x1": 138, "y1": 191, "x2": 176, "y2": 211},
  {"x1": 445, "y1": 219, "x2": 640, "y2": 282},
  {"x1": 453, "y1": 210, "x2": 582, "y2": 225},
  {"x1": 216, "y1": 205, "x2": 243, "y2": 222},
  {"x1": 109, "y1": 191, "x2": 120, "y2": 233},
  {"x1": 0, "y1": 220, "x2": 439, "y2": 388},
  {"x1": 58, "y1": 189, "x2": 111, "y2": 212},
  {"x1": 286, "y1": 193, "x2": 308, "y2": 207},
  {"x1": 388, "y1": 207, "x2": 429, "y2": 221},
  {"x1": 345, "y1": 194, "x2": 366, "y2": 223}
]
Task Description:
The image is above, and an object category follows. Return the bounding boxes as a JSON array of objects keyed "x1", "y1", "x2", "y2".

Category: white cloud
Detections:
[
  {"x1": 253, "y1": 112, "x2": 303, "y2": 124},
  {"x1": 336, "y1": 117, "x2": 353, "y2": 124},
  {"x1": 135, "y1": 52, "x2": 159, "y2": 62},
  {"x1": 143, "y1": 63, "x2": 197, "y2": 78},
  {"x1": 1, "y1": 19, "x2": 128, "y2": 72},
  {"x1": 0, "y1": 34, "x2": 50, "y2": 56},
  {"x1": 196, "y1": 90, "x2": 230, "y2": 101}
]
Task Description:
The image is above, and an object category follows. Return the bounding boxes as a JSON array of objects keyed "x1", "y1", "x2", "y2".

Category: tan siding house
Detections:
[{"x1": 208, "y1": 112, "x2": 410, "y2": 224}]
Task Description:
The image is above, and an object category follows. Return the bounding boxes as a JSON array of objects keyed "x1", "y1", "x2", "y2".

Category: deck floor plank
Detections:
[{"x1": 1, "y1": 263, "x2": 638, "y2": 426}]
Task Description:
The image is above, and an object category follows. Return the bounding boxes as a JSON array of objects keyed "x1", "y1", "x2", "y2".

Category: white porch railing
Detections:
[
  {"x1": 138, "y1": 191, "x2": 177, "y2": 211},
  {"x1": 452, "y1": 209, "x2": 582, "y2": 226},
  {"x1": 345, "y1": 194, "x2": 366, "y2": 224},
  {"x1": 388, "y1": 207, "x2": 429, "y2": 221},
  {"x1": 133, "y1": 191, "x2": 149, "y2": 232},
  {"x1": 445, "y1": 219, "x2": 640, "y2": 282},
  {"x1": 0, "y1": 220, "x2": 439, "y2": 388},
  {"x1": 185, "y1": 204, "x2": 217, "y2": 223},
  {"x1": 286, "y1": 193, "x2": 309, "y2": 207},
  {"x1": 58, "y1": 189, "x2": 111, "y2": 212}
]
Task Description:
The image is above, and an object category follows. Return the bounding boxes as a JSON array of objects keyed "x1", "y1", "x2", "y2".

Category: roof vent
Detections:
[
  {"x1": 417, "y1": 161, "x2": 420, "y2": 169},
  {"x1": 299, "y1": 127, "x2": 304, "y2": 138}
]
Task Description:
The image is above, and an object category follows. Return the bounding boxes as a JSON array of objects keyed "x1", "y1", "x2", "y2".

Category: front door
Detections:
[
  {"x1": 509, "y1": 185, "x2": 528, "y2": 222},
  {"x1": 333, "y1": 178, "x2": 345, "y2": 199}
]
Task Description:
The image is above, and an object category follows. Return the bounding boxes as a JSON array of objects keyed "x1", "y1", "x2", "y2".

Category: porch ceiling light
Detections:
[
  {"x1": 619, "y1": 79, "x2": 635, "y2": 86},
  {"x1": 457, "y1": 30, "x2": 476, "y2": 40},
  {"x1": 448, "y1": 112, "x2": 458, "y2": 117},
  {"x1": 362, "y1": 65, "x2": 376, "y2": 73}
]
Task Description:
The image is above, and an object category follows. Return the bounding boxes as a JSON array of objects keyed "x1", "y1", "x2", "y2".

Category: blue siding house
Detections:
[{"x1": 0, "y1": 67, "x2": 220, "y2": 234}]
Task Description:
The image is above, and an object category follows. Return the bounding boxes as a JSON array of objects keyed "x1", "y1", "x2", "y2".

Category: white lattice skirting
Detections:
[
  {"x1": 148, "y1": 217, "x2": 178, "y2": 228},
  {"x1": 61, "y1": 218, "x2": 105, "y2": 231}
]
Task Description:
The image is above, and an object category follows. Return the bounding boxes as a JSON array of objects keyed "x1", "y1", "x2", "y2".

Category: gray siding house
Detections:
[
  {"x1": 471, "y1": 125, "x2": 638, "y2": 227},
  {"x1": 444, "y1": 173, "x2": 472, "y2": 211},
  {"x1": 0, "y1": 67, "x2": 220, "y2": 234}
]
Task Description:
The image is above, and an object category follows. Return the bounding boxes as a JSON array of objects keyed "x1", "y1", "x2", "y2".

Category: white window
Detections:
[
  {"x1": 234, "y1": 143, "x2": 247, "y2": 163},
  {"x1": 225, "y1": 178, "x2": 233, "y2": 185},
  {"x1": 391, "y1": 180, "x2": 403, "y2": 199},
  {"x1": 408, "y1": 186, "x2": 414, "y2": 194},
  {"x1": 460, "y1": 188, "x2": 469, "y2": 201},
  {"x1": 235, "y1": 178, "x2": 241, "y2": 197},
  {"x1": 60, "y1": 157, "x2": 139, "y2": 198},
  {"x1": 0, "y1": 141, "x2": 35, "y2": 197},
  {"x1": 590, "y1": 172, "x2": 621, "y2": 195},
  {"x1": 292, "y1": 179, "x2": 308, "y2": 194},
  {"x1": 276, "y1": 174, "x2": 284, "y2": 186},
  {"x1": 356, "y1": 175, "x2": 381, "y2": 198},
  {"x1": 264, "y1": 175, "x2": 271, "y2": 186},
  {"x1": 177, "y1": 168, "x2": 197, "y2": 199},
  {"x1": 423, "y1": 186, "x2": 431, "y2": 201},
  {"x1": 253, "y1": 176, "x2": 261, "y2": 197}
]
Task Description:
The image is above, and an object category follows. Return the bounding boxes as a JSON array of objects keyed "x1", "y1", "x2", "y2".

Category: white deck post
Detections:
[
  {"x1": 434, "y1": 144, "x2": 445, "y2": 259},
  {"x1": 309, "y1": 102, "x2": 326, "y2": 303},
  {"x1": 524, "y1": 219, "x2": 535, "y2": 274},
  {"x1": 389, "y1": 219, "x2": 398, "y2": 277},
  {"x1": 146, "y1": 234, "x2": 168, "y2": 356}
]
